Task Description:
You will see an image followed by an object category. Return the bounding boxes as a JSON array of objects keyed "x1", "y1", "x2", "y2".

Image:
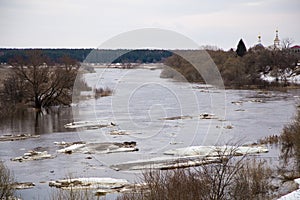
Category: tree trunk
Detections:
[{"x1": 34, "y1": 95, "x2": 42, "y2": 110}]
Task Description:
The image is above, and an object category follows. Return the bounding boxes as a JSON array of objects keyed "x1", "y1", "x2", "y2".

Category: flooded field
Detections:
[{"x1": 0, "y1": 66, "x2": 299, "y2": 199}]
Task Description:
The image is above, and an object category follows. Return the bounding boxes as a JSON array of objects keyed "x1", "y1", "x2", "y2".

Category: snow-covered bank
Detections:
[
  {"x1": 278, "y1": 178, "x2": 300, "y2": 200},
  {"x1": 260, "y1": 67, "x2": 300, "y2": 84}
]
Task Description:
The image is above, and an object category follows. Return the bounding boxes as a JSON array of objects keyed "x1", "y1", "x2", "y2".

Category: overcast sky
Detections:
[{"x1": 0, "y1": 0, "x2": 299, "y2": 50}]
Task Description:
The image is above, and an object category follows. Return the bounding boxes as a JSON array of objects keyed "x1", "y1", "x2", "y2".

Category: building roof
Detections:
[
  {"x1": 291, "y1": 45, "x2": 300, "y2": 49},
  {"x1": 256, "y1": 43, "x2": 264, "y2": 47}
]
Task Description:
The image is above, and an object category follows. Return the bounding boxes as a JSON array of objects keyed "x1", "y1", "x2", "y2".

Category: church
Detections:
[{"x1": 254, "y1": 29, "x2": 281, "y2": 50}]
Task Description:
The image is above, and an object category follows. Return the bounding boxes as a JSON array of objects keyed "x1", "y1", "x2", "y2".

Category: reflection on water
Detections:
[{"x1": 0, "y1": 107, "x2": 73, "y2": 135}]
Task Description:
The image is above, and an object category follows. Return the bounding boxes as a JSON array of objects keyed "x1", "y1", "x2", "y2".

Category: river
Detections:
[{"x1": 0, "y1": 66, "x2": 299, "y2": 199}]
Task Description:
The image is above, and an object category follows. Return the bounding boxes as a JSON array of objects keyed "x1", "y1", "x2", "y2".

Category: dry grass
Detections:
[
  {"x1": 49, "y1": 174, "x2": 96, "y2": 200},
  {"x1": 280, "y1": 107, "x2": 300, "y2": 174},
  {"x1": 0, "y1": 161, "x2": 15, "y2": 199},
  {"x1": 94, "y1": 87, "x2": 113, "y2": 98},
  {"x1": 50, "y1": 188, "x2": 95, "y2": 200},
  {"x1": 258, "y1": 135, "x2": 281, "y2": 145},
  {"x1": 118, "y1": 151, "x2": 273, "y2": 200}
]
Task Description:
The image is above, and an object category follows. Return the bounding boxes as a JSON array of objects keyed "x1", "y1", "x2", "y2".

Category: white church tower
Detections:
[{"x1": 273, "y1": 29, "x2": 280, "y2": 49}]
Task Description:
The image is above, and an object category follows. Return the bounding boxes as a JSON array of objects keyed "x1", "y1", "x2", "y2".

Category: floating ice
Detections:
[
  {"x1": 56, "y1": 142, "x2": 138, "y2": 154},
  {"x1": 164, "y1": 145, "x2": 269, "y2": 157},
  {"x1": 64, "y1": 120, "x2": 115, "y2": 129},
  {"x1": 49, "y1": 177, "x2": 129, "y2": 190},
  {"x1": 11, "y1": 151, "x2": 55, "y2": 162},
  {"x1": 111, "y1": 145, "x2": 269, "y2": 171}
]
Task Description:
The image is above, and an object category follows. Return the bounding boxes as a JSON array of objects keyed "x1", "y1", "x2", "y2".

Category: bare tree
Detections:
[
  {"x1": 5, "y1": 50, "x2": 79, "y2": 109},
  {"x1": 281, "y1": 38, "x2": 294, "y2": 49}
]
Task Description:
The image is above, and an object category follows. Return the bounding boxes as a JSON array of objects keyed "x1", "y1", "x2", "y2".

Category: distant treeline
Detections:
[
  {"x1": 0, "y1": 48, "x2": 92, "y2": 64},
  {"x1": 0, "y1": 49, "x2": 172, "y2": 64}
]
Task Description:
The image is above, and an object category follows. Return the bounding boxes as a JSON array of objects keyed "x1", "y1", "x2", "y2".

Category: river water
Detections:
[{"x1": 0, "y1": 66, "x2": 299, "y2": 199}]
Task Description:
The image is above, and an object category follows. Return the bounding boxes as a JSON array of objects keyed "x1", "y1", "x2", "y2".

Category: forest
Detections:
[{"x1": 0, "y1": 49, "x2": 172, "y2": 64}]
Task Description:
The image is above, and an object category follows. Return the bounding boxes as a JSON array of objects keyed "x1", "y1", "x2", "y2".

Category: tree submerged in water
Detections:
[{"x1": 1, "y1": 50, "x2": 79, "y2": 110}]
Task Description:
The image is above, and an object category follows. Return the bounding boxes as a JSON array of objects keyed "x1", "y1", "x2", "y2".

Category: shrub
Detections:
[
  {"x1": 118, "y1": 150, "x2": 273, "y2": 200},
  {"x1": 230, "y1": 159, "x2": 272, "y2": 200},
  {"x1": 50, "y1": 188, "x2": 94, "y2": 200},
  {"x1": 95, "y1": 87, "x2": 113, "y2": 98},
  {"x1": 281, "y1": 107, "x2": 300, "y2": 173},
  {"x1": 0, "y1": 161, "x2": 15, "y2": 199}
]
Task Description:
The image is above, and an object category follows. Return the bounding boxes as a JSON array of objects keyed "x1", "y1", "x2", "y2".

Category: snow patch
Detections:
[
  {"x1": 278, "y1": 178, "x2": 300, "y2": 200},
  {"x1": 260, "y1": 68, "x2": 300, "y2": 84}
]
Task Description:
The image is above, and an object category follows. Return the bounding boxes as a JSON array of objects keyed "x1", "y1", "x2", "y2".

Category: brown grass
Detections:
[
  {"x1": 280, "y1": 107, "x2": 300, "y2": 173},
  {"x1": 258, "y1": 135, "x2": 281, "y2": 145},
  {"x1": 50, "y1": 188, "x2": 95, "y2": 200},
  {"x1": 95, "y1": 87, "x2": 113, "y2": 98},
  {"x1": 0, "y1": 161, "x2": 15, "y2": 199},
  {"x1": 118, "y1": 151, "x2": 273, "y2": 200}
]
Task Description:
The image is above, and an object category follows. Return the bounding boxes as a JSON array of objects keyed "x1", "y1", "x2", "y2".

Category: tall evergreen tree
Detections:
[{"x1": 236, "y1": 39, "x2": 247, "y2": 57}]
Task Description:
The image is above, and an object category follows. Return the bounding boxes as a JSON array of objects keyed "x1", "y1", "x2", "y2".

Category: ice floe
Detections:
[
  {"x1": 13, "y1": 182, "x2": 35, "y2": 190},
  {"x1": 56, "y1": 142, "x2": 138, "y2": 154},
  {"x1": 199, "y1": 113, "x2": 218, "y2": 119},
  {"x1": 54, "y1": 141, "x2": 85, "y2": 147},
  {"x1": 110, "y1": 130, "x2": 130, "y2": 135},
  {"x1": 64, "y1": 120, "x2": 116, "y2": 129},
  {"x1": 49, "y1": 177, "x2": 147, "y2": 196},
  {"x1": 164, "y1": 145, "x2": 268, "y2": 157},
  {"x1": 160, "y1": 115, "x2": 193, "y2": 120},
  {"x1": 0, "y1": 134, "x2": 40, "y2": 142},
  {"x1": 49, "y1": 177, "x2": 129, "y2": 190},
  {"x1": 111, "y1": 156, "x2": 221, "y2": 171},
  {"x1": 11, "y1": 151, "x2": 55, "y2": 162},
  {"x1": 110, "y1": 145, "x2": 269, "y2": 171},
  {"x1": 56, "y1": 143, "x2": 86, "y2": 154}
]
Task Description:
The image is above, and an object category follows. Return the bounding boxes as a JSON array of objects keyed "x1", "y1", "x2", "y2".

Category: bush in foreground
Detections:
[
  {"x1": 0, "y1": 161, "x2": 15, "y2": 200},
  {"x1": 50, "y1": 188, "x2": 94, "y2": 200},
  {"x1": 281, "y1": 107, "x2": 300, "y2": 174},
  {"x1": 118, "y1": 155, "x2": 272, "y2": 200}
]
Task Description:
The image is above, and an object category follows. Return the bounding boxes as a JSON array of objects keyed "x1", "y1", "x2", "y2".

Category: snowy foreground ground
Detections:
[{"x1": 278, "y1": 178, "x2": 300, "y2": 200}]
